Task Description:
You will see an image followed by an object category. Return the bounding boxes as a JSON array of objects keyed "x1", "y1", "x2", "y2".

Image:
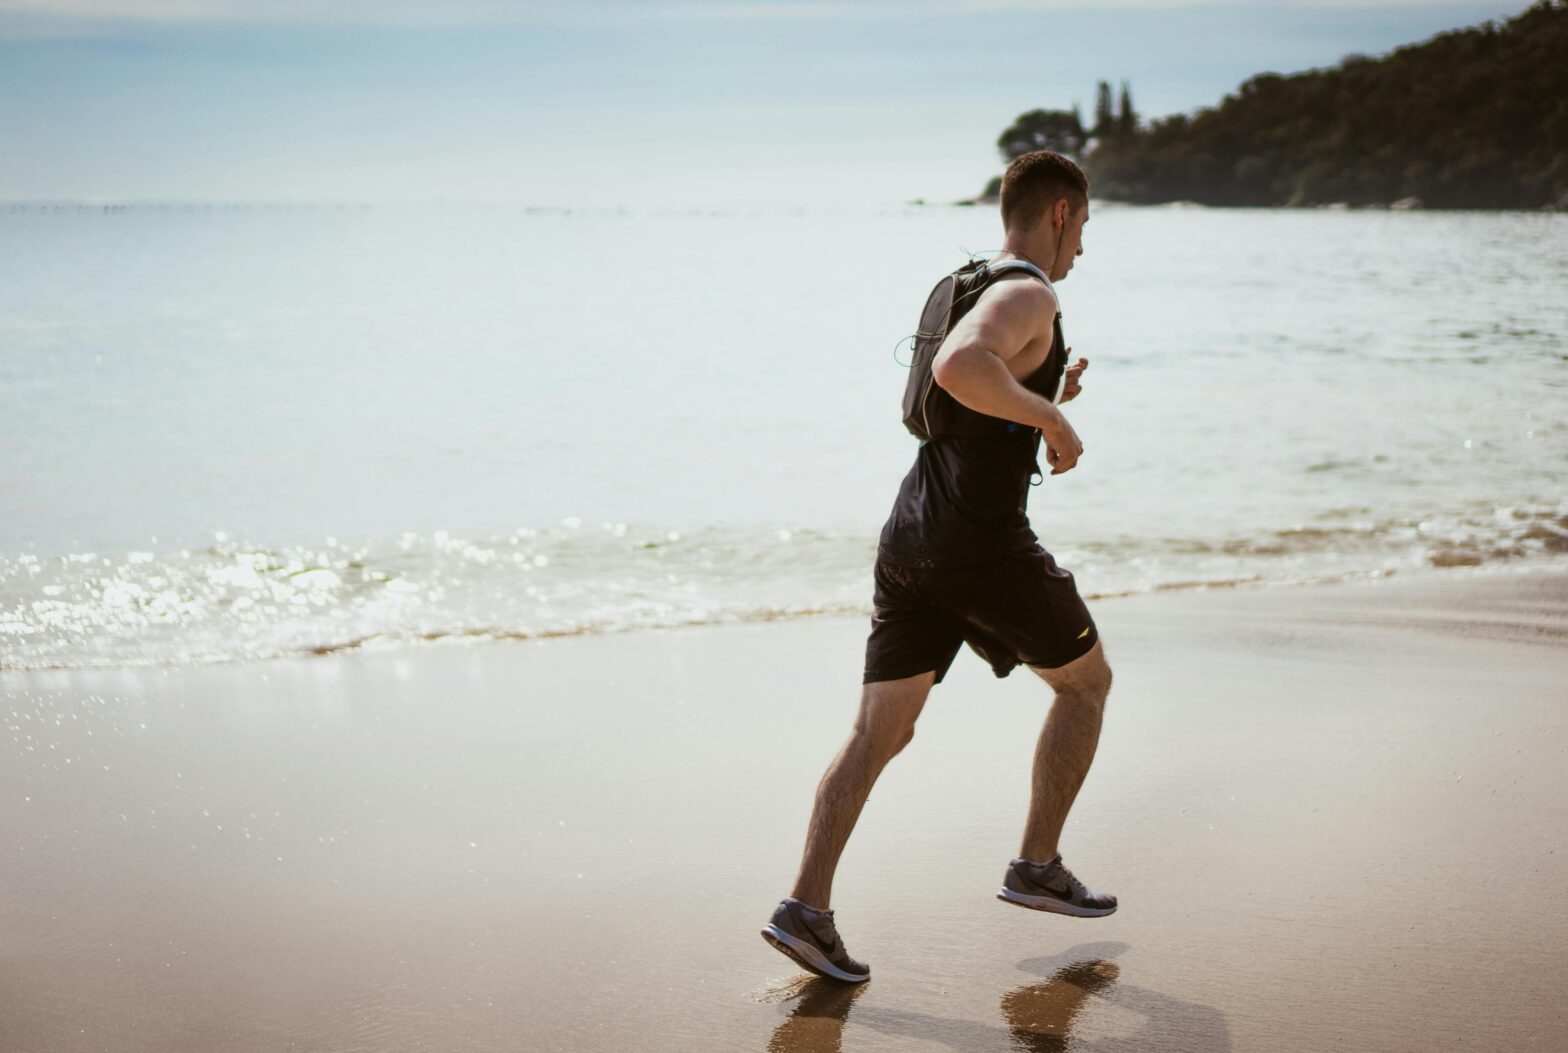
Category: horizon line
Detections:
[{"x1": 0, "y1": 0, "x2": 1523, "y2": 32}]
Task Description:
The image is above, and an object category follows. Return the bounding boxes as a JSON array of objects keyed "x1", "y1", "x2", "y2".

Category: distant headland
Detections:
[{"x1": 968, "y1": 0, "x2": 1568, "y2": 211}]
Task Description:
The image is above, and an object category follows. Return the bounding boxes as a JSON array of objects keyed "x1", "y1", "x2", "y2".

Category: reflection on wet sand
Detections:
[
  {"x1": 764, "y1": 943, "x2": 1230, "y2": 1052},
  {"x1": 1002, "y1": 959, "x2": 1120, "y2": 1052},
  {"x1": 1007, "y1": 944, "x2": 1232, "y2": 1052},
  {"x1": 765, "y1": 977, "x2": 867, "y2": 1053}
]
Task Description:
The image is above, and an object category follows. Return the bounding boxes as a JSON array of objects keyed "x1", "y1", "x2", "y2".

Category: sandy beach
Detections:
[{"x1": 3, "y1": 565, "x2": 1566, "y2": 1052}]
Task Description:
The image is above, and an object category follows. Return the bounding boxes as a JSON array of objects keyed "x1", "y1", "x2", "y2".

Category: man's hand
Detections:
[
  {"x1": 1060, "y1": 354, "x2": 1088, "y2": 403},
  {"x1": 1040, "y1": 407, "x2": 1084, "y2": 475}
]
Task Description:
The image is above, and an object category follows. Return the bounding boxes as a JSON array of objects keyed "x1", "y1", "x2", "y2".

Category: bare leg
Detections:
[
  {"x1": 1020, "y1": 639, "x2": 1113, "y2": 862},
  {"x1": 789, "y1": 671, "x2": 934, "y2": 909}
]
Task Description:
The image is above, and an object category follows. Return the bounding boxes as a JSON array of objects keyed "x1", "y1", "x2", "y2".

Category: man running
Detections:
[{"x1": 762, "y1": 150, "x2": 1115, "y2": 983}]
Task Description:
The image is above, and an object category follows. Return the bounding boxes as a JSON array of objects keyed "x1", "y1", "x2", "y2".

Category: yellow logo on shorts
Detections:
[{"x1": 1076, "y1": 626, "x2": 1091, "y2": 639}]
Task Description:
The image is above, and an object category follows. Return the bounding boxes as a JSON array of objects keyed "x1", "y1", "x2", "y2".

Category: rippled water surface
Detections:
[{"x1": 3, "y1": 203, "x2": 1565, "y2": 668}]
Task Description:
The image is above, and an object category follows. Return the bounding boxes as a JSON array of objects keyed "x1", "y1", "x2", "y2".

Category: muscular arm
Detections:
[{"x1": 930, "y1": 278, "x2": 1066, "y2": 433}]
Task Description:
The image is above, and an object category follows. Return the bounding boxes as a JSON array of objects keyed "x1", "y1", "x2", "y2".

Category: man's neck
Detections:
[{"x1": 997, "y1": 236, "x2": 1058, "y2": 273}]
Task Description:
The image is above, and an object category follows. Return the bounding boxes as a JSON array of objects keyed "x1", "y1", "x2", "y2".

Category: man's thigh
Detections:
[
  {"x1": 863, "y1": 560, "x2": 967, "y2": 685},
  {"x1": 937, "y1": 547, "x2": 1101, "y2": 677}
]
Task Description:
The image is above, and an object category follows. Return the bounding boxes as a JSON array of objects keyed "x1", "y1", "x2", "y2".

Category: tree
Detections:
[
  {"x1": 1092, "y1": 80, "x2": 1114, "y2": 138},
  {"x1": 1117, "y1": 80, "x2": 1137, "y2": 137},
  {"x1": 996, "y1": 108, "x2": 1087, "y2": 160}
]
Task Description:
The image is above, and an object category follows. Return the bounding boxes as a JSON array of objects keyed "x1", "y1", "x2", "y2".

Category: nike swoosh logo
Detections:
[
  {"x1": 1018, "y1": 866, "x2": 1077, "y2": 901},
  {"x1": 1031, "y1": 880, "x2": 1076, "y2": 901},
  {"x1": 1076, "y1": 626, "x2": 1091, "y2": 639}
]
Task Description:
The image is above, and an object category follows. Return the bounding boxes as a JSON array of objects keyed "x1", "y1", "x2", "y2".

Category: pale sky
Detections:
[{"x1": 0, "y1": 1, "x2": 1529, "y2": 206}]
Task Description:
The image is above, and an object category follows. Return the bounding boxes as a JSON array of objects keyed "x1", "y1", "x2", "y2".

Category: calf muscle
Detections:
[
  {"x1": 1021, "y1": 641, "x2": 1112, "y2": 862},
  {"x1": 789, "y1": 673, "x2": 933, "y2": 909}
]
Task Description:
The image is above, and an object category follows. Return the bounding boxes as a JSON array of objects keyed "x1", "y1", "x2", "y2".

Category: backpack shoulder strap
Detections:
[{"x1": 982, "y1": 259, "x2": 1054, "y2": 293}]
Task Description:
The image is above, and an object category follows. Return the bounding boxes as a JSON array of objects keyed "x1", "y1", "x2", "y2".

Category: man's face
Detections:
[{"x1": 1051, "y1": 201, "x2": 1089, "y2": 282}]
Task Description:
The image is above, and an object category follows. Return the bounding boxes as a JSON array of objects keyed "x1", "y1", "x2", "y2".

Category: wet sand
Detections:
[{"x1": 3, "y1": 566, "x2": 1566, "y2": 1051}]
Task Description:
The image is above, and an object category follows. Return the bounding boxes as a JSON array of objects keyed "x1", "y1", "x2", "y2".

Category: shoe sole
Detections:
[
  {"x1": 760, "y1": 925, "x2": 870, "y2": 983},
  {"x1": 996, "y1": 888, "x2": 1118, "y2": 918}
]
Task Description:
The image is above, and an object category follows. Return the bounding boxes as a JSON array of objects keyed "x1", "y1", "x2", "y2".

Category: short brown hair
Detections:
[{"x1": 999, "y1": 150, "x2": 1089, "y2": 231}]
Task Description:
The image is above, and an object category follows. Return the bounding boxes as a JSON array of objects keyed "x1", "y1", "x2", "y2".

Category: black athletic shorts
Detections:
[{"x1": 862, "y1": 546, "x2": 1099, "y2": 685}]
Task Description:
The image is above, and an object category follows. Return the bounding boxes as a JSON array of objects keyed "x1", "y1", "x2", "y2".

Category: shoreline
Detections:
[{"x1": 8, "y1": 555, "x2": 1568, "y2": 675}]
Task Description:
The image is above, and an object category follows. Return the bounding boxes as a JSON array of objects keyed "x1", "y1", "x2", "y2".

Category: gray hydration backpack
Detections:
[{"x1": 899, "y1": 256, "x2": 1065, "y2": 443}]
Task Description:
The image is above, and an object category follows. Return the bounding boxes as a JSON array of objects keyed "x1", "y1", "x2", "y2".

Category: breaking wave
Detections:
[{"x1": 4, "y1": 500, "x2": 1565, "y2": 671}]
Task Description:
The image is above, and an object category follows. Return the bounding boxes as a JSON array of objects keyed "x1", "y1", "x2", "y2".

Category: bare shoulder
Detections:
[
  {"x1": 975, "y1": 271, "x2": 1059, "y2": 320},
  {"x1": 958, "y1": 272, "x2": 1059, "y2": 344},
  {"x1": 936, "y1": 271, "x2": 1058, "y2": 369}
]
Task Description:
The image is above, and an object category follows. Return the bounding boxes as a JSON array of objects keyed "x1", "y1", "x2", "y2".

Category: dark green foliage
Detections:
[
  {"x1": 997, "y1": 108, "x2": 1088, "y2": 161},
  {"x1": 1117, "y1": 81, "x2": 1136, "y2": 138},
  {"x1": 1079, "y1": 1, "x2": 1568, "y2": 208},
  {"x1": 1093, "y1": 81, "x2": 1115, "y2": 138}
]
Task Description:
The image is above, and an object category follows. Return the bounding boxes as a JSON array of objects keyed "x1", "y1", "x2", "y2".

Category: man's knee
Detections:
[
  {"x1": 852, "y1": 674, "x2": 930, "y2": 762},
  {"x1": 856, "y1": 722, "x2": 915, "y2": 762},
  {"x1": 1030, "y1": 639, "x2": 1112, "y2": 702},
  {"x1": 1072, "y1": 655, "x2": 1112, "y2": 703},
  {"x1": 851, "y1": 710, "x2": 918, "y2": 762},
  {"x1": 1089, "y1": 658, "x2": 1113, "y2": 699}
]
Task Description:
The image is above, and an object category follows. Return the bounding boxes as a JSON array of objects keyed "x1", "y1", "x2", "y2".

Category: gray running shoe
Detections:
[
  {"x1": 761, "y1": 899, "x2": 870, "y2": 983},
  {"x1": 997, "y1": 855, "x2": 1118, "y2": 918}
]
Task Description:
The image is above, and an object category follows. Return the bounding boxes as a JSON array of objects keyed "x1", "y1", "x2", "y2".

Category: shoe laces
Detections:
[{"x1": 801, "y1": 906, "x2": 841, "y2": 948}]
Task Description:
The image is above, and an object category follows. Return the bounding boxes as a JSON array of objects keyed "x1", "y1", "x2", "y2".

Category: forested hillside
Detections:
[{"x1": 993, "y1": 1, "x2": 1568, "y2": 209}]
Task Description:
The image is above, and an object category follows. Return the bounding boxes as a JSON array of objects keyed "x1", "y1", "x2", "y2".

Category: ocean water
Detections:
[{"x1": 2, "y1": 202, "x2": 1565, "y2": 669}]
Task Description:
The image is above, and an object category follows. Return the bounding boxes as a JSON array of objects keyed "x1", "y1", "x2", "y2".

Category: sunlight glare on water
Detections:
[{"x1": 2, "y1": 203, "x2": 1565, "y2": 667}]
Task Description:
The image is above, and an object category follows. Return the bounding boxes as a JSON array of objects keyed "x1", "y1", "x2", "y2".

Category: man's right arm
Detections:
[{"x1": 930, "y1": 279, "x2": 1083, "y2": 473}]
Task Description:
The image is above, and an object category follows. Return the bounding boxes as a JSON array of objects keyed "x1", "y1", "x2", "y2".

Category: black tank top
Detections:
[{"x1": 877, "y1": 316, "x2": 1067, "y2": 568}]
